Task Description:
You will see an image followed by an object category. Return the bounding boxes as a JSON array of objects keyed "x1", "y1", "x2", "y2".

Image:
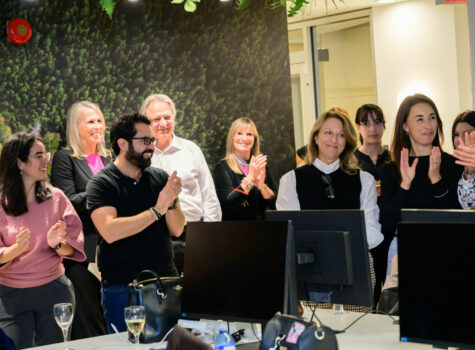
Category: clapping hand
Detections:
[
  {"x1": 155, "y1": 171, "x2": 182, "y2": 214},
  {"x1": 46, "y1": 221, "x2": 67, "y2": 249},
  {"x1": 400, "y1": 148, "x2": 418, "y2": 190},
  {"x1": 428, "y1": 146, "x2": 442, "y2": 184},
  {"x1": 454, "y1": 131, "x2": 475, "y2": 170},
  {"x1": 16, "y1": 226, "x2": 30, "y2": 253},
  {"x1": 253, "y1": 154, "x2": 268, "y2": 189}
]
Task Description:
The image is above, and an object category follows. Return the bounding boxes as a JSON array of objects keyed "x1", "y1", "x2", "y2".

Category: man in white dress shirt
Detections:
[
  {"x1": 139, "y1": 94, "x2": 222, "y2": 223},
  {"x1": 140, "y1": 94, "x2": 222, "y2": 273}
]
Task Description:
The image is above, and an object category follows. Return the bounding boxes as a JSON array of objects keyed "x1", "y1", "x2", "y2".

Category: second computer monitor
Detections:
[{"x1": 267, "y1": 209, "x2": 373, "y2": 307}]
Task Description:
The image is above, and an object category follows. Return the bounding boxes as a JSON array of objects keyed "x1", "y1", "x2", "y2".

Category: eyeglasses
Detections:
[
  {"x1": 30, "y1": 152, "x2": 51, "y2": 163},
  {"x1": 321, "y1": 174, "x2": 335, "y2": 199},
  {"x1": 131, "y1": 137, "x2": 158, "y2": 146}
]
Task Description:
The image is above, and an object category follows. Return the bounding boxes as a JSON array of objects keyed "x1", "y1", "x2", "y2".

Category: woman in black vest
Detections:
[
  {"x1": 213, "y1": 117, "x2": 276, "y2": 220},
  {"x1": 277, "y1": 109, "x2": 384, "y2": 252},
  {"x1": 380, "y1": 94, "x2": 463, "y2": 279}
]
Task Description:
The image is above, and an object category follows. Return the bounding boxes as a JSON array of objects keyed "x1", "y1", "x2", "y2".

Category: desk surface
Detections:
[{"x1": 27, "y1": 308, "x2": 442, "y2": 350}]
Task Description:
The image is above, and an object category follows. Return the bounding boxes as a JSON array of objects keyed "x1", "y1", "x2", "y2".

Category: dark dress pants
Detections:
[
  {"x1": 0, "y1": 275, "x2": 74, "y2": 349},
  {"x1": 64, "y1": 259, "x2": 107, "y2": 339}
]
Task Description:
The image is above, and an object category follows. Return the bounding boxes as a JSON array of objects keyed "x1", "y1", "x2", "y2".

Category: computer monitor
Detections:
[
  {"x1": 398, "y1": 220, "x2": 475, "y2": 349},
  {"x1": 267, "y1": 210, "x2": 373, "y2": 307},
  {"x1": 181, "y1": 221, "x2": 298, "y2": 324},
  {"x1": 401, "y1": 208, "x2": 475, "y2": 223}
]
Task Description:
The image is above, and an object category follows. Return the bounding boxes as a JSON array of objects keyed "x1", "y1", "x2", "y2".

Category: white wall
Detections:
[{"x1": 372, "y1": 0, "x2": 471, "y2": 151}]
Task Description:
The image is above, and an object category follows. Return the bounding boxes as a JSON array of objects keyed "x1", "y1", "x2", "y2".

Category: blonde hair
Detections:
[
  {"x1": 66, "y1": 101, "x2": 109, "y2": 158},
  {"x1": 225, "y1": 117, "x2": 260, "y2": 174},
  {"x1": 304, "y1": 109, "x2": 359, "y2": 175},
  {"x1": 139, "y1": 94, "x2": 177, "y2": 118}
]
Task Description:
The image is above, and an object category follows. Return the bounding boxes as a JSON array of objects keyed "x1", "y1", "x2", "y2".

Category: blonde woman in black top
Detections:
[{"x1": 213, "y1": 117, "x2": 276, "y2": 220}]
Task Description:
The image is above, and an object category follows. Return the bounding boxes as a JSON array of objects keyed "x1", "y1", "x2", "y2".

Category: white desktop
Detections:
[{"x1": 28, "y1": 307, "x2": 439, "y2": 350}]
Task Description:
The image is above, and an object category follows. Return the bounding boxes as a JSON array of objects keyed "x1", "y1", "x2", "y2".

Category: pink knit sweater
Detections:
[{"x1": 0, "y1": 186, "x2": 86, "y2": 288}]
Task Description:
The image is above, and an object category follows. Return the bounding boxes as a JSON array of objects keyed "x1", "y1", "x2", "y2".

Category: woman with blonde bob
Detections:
[
  {"x1": 51, "y1": 101, "x2": 110, "y2": 339},
  {"x1": 213, "y1": 117, "x2": 276, "y2": 220},
  {"x1": 277, "y1": 109, "x2": 383, "y2": 250}
]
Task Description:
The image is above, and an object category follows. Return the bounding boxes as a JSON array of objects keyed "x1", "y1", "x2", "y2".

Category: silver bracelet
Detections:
[
  {"x1": 150, "y1": 207, "x2": 162, "y2": 221},
  {"x1": 242, "y1": 177, "x2": 254, "y2": 190}
]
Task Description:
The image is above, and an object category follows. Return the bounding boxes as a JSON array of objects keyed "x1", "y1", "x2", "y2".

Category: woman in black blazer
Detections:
[
  {"x1": 213, "y1": 117, "x2": 276, "y2": 220},
  {"x1": 51, "y1": 101, "x2": 111, "y2": 339}
]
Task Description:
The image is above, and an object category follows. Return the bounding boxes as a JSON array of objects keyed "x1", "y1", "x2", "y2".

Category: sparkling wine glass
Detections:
[
  {"x1": 125, "y1": 305, "x2": 146, "y2": 348},
  {"x1": 53, "y1": 303, "x2": 74, "y2": 349}
]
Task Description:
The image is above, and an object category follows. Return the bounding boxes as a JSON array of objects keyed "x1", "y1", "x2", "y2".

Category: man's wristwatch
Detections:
[{"x1": 168, "y1": 198, "x2": 179, "y2": 210}]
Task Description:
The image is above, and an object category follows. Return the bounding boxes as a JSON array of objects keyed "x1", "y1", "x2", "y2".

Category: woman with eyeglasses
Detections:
[
  {"x1": 213, "y1": 117, "x2": 276, "y2": 220},
  {"x1": 452, "y1": 111, "x2": 475, "y2": 209},
  {"x1": 354, "y1": 104, "x2": 391, "y2": 306},
  {"x1": 51, "y1": 101, "x2": 110, "y2": 338},
  {"x1": 380, "y1": 94, "x2": 463, "y2": 279},
  {"x1": 277, "y1": 109, "x2": 383, "y2": 249},
  {"x1": 0, "y1": 132, "x2": 85, "y2": 348}
]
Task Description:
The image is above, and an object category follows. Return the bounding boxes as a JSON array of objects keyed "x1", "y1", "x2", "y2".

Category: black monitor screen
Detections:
[
  {"x1": 398, "y1": 222, "x2": 475, "y2": 349},
  {"x1": 267, "y1": 210, "x2": 372, "y2": 307},
  {"x1": 401, "y1": 209, "x2": 475, "y2": 223},
  {"x1": 181, "y1": 221, "x2": 291, "y2": 324}
]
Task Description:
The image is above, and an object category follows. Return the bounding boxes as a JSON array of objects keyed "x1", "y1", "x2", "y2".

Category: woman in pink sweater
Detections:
[{"x1": 0, "y1": 132, "x2": 86, "y2": 349}]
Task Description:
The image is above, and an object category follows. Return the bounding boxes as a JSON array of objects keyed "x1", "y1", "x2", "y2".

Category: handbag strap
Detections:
[{"x1": 132, "y1": 269, "x2": 166, "y2": 292}]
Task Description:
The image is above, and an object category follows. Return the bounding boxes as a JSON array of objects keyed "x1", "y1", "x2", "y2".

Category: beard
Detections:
[{"x1": 126, "y1": 142, "x2": 153, "y2": 169}]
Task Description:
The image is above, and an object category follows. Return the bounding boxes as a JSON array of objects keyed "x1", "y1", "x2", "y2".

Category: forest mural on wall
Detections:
[{"x1": 0, "y1": 0, "x2": 295, "y2": 179}]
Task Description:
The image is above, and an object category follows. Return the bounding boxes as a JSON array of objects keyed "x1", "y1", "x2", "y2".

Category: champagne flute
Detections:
[
  {"x1": 124, "y1": 305, "x2": 146, "y2": 348},
  {"x1": 53, "y1": 303, "x2": 74, "y2": 350}
]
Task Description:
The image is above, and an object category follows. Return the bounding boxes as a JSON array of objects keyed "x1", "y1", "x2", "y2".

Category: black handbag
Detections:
[
  {"x1": 377, "y1": 287, "x2": 399, "y2": 316},
  {"x1": 260, "y1": 312, "x2": 338, "y2": 350},
  {"x1": 128, "y1": 270, "x2": 183, "y2": 343}
]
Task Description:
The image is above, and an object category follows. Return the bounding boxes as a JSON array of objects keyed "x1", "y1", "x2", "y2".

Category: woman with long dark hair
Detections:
[
  {"x1": 0, "y1": 132, "x2": 85, "y2": 349},
  {"x1": 380, "y1": 94, "x2": 463, "y2": 275},
  {"x1": 354, "y1": 103, "x2": 391, "y2": 306}
]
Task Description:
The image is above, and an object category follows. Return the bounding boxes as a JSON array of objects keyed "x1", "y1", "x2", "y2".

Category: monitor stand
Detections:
[{"x1": 334, "y1": 303, "x2": 349, "y2": 316}]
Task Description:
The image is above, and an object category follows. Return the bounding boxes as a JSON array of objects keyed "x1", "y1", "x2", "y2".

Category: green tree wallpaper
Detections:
[{"x1": 0, "y1": 0, "x2": 295, "y2": 179}]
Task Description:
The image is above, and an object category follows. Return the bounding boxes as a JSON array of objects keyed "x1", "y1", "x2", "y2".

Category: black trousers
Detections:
[
  {"x1": 0, "y1": 275, "x2": 74, "y2": 349},
  {"x1": 63, "y1": 259, "x2": 107, "y2": 340}
]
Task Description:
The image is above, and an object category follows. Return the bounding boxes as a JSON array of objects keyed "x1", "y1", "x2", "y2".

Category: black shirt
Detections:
[
  {"x1": 379, "y1": 152, "x2": 463, "y2": 235},
  {"x1": 212, "y1": 159, "x2": 277, "y2": 221},
  {"x1": 86, "y1": 162, "x2": 177, "y2": 284},
  {"x1": 354, "y1": 149, "x2": 390, "y2": 181}
]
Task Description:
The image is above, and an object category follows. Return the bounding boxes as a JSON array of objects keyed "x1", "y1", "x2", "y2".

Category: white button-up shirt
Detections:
[
  {"x1": 276, "y1": 158, "x2": 384, "y2": 249},
  {"x1": 151, "y1": 135, "x2": 222, "y2": 222}
]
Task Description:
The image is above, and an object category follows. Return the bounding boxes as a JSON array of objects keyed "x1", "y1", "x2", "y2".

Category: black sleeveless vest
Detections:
[{"x1": 295, "y1": 164, "x2": 361, "y2": 210}]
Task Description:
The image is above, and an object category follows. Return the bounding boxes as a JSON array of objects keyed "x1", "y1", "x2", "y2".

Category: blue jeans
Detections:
[
  {"x1": 386, "y1": 236, "x2": 398, "y2": 276},
  {"x1": 101, "y1": 284, "x2": 128, "y2": 334}
]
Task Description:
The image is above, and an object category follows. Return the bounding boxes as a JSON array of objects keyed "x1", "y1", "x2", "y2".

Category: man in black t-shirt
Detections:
[{"x1": 86, "y1": 113, "x2": 185, "y2": 334}]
